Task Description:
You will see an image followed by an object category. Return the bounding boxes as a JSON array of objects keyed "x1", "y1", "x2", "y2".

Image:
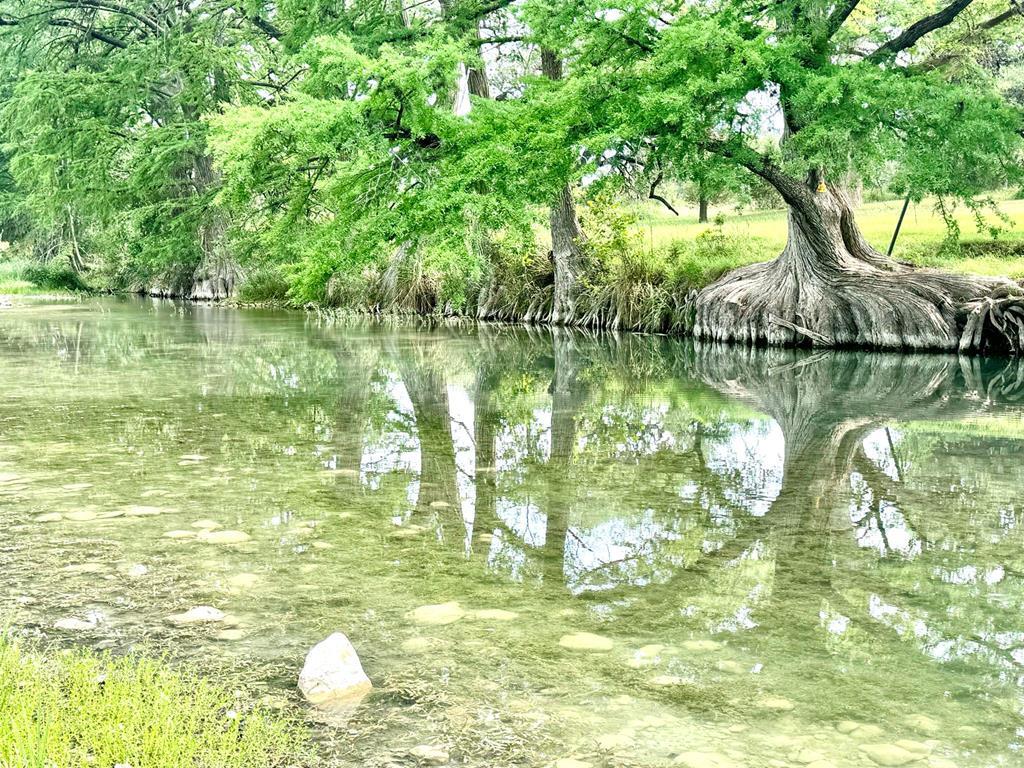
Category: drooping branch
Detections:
[
  {"x1": 867, "y1": 0, "x2": 977, "y2": 62},
  {"x1": 52, "y1": 1, "x2": 163, "y2": 34},
  {"x1": 0, "y1": 13, "x2": 128, "y2": 49},
  {"x1": 918, "y1": 5, "x2": 1024, "y2": 70}
]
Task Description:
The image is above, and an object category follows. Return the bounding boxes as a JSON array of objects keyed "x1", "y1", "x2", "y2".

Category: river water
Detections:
[{"x1": 1, "y1": 296, "x2": 1023, "y2": 768}]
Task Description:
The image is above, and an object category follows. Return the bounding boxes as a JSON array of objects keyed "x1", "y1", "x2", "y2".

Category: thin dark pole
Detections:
[{"x1": 887, "y1": 195, "x2": 911, "y2": 257}]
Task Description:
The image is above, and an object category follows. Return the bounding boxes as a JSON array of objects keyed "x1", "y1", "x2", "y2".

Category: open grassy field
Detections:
[{"x1": 637, "y1": 194, "x2": 1024, "y2": 279}]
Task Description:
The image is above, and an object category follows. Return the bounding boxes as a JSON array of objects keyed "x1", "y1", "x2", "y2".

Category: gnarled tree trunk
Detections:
[
  {"x1": 691, "y1": 171, "x2": 1024, "y2": 353},
  {"x1": 542, "y1": 49, "x2": 586, "y2": 326}
]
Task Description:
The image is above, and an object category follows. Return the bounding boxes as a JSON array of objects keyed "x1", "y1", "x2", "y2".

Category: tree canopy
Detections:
[{"x1": 0, "y1": 1, "x2": 1022, "y2": 345}]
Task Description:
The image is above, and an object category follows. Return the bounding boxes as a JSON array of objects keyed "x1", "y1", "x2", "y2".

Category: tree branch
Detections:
[
  {"x1": 917, "y1": 5, "x2": 1024, "y2": 69},
  {"x1": 648, "y1": 171, "x2": 679, "y2": 215},
  {"x1": 867, "y1": 0, "x2": 977, "y2": 62},
  {"x1": 825, "y1": 0, "x2": 861, "y2": 38}
]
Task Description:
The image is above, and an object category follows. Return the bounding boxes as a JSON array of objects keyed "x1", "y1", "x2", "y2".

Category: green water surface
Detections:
[{"x1": 1, "y1": 297, "x2": 1023, "y2": 768}]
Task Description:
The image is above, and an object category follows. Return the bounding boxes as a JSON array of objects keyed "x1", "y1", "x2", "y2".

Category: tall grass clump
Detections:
[
  {"x1": 0, "y1": 255, "x2": 88, "y2": 293},
  {"x1": 0, "y1": 634, "x2": 310, "y2": 768}
]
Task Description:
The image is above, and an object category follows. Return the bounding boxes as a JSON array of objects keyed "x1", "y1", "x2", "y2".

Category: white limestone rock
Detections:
[{"x1": 298, "y1": 632, "x2": 372, "y2": 705}]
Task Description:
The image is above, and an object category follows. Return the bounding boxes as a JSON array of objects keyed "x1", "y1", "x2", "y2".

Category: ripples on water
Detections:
[{"x1": 1, "y1": 297, "x2": 1023, "y2": 768}]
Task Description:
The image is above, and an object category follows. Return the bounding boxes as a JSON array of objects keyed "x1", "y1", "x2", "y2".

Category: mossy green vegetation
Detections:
[{"x1": 0, "y1": 633, "x2": 309, "y2": 768}]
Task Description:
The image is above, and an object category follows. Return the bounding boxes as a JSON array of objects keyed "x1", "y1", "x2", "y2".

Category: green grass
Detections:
[
  {"x1": 0, "y1": 633, "x2": 310, "y2": 768},
  {"x1": 0, "y1": 255, "x2": 89, "y2": 295},
  {"x1": 634, "y1": 195, "x2": 1024, "y2": 280}
]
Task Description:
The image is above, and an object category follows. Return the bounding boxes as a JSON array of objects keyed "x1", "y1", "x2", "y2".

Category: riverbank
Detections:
[
  {"x1": 5, "y1": 197, "x2": 1024, "y2": 334},
  {"x1": 0, "y1": 633, "x2": 310, "y2": 767}
]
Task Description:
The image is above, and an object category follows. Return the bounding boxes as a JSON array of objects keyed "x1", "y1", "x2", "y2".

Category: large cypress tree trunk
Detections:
[
  {"x1": 541, "y1": 49, "x2": 586, "y2": 326},
  {"x1": 691, "y1": 169, "x2": 1024, "y2": 352}
]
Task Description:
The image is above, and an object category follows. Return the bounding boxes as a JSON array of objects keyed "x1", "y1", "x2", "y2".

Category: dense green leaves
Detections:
[{"x1": 0, "y1": 0, "x2": 1020, "y2": 304}]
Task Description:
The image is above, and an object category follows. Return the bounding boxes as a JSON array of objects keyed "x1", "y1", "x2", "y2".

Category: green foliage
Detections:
[
  {"x1": 0, "y1": 633, "x2": 308, "y2": 767},
  {"x1": 0, "y1": 0, "x2": 1021, "y2": 311}
]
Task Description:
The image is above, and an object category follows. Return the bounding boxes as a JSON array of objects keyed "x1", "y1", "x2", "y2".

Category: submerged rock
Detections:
[
  {"x1": 125, "y1": 564, "x2": 149, "y2": 578},
  {"x1": 401, "y1": 636, "x2": 438, "y2": 653},
  {"x1": 191, "y1": 519, "x2": 221, "y2": 530},
  {"x1": 559, "y1": 632, "x2": 613, "y2": 652},
  {"x1": 54, "y1": 617, "x2": 98, "y2": 631},
  {"x1": 904, "y1": 714, "x2": 940, "y2": 734},
  {"x1": 215, "y1": 629, "x2": 246, "y2": 641},
  {"x1": 34, "y1": 512, "x2": 64, "y2": 522},
  {"x1": 756, "y1": 696, "x2": 795, "y2": 711},
  {"x1": 682, "y1": 639, "x2": 721, "y2": 652},
  {"x1": 596, "y1": 732, "x2": 634, "y2": 751},
  {"x1": 407, "y1": 601, "x2": 466, "y2": 626},
  {"x1": 122, "y1": 505, "x2": 165, "y2": 517},
  {"x1": 198, "y1": 529, "x2": 251, "y2": 544},
  {"x1": 228, "y1": 573, "x2": 260, "y2": 589},
  {"x1": 166, "y1": 606, "x2": 226, "y2": 625},
  {"x1": 162, "y1": 529, "x2": 196, "y2": 539},
  {"x1": 473, "y1": 608, "x2": 518, "y2": 621},
  {"x1": 409, "y1": 744, "x2": 449, "y2": 764},
  {"x1": 674, "y1": 751, "x2": 740, "y2": 768},
  {"x1": 64, "y1": 510, "x2": 98, "y2": 522},
  {"x1": 298, "y1": 632, "x2": 372, "y2": 705},
  {"x1": 859, "y1": 744, "x2": 926, "y2": 767}
]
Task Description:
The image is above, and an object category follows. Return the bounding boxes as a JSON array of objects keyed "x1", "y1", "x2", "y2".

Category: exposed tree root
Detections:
[{"x1": 690, "y1": 185, "x2": 1024, "y2": 354}]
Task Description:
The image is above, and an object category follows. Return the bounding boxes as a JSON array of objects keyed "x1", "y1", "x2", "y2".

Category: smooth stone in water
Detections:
[
  {"x1": 904, "y1": 714, "x2": 940, "y2": 734},
  {"x1": 859, "y1": 744, "x2": 926, "y2": 767},
  {"x1": 54, "y1": 617, "x2": 97, "y2": 631},
  {"x1": 596, "y1": 733, "x2": 633, "y2": 751},
  {"x1": 407, "y1": 602, "x2": 466, "y2": 626},
  {"x1": 34, "y1": 513, "x2": 63, "y2": 522},
  {"x1": 756, "y1": 696, "x2": 794, "y2": 711},
  {"x1": 649, "y1": 675, "x2": 687, "y2": 686},
  {"x1": 125, "y1": 564, "x2": 149, "y2": 578},
  {"x1": 401, "y1": 637, "x2": 437, "y2": 653},
  {"x1": 199, "y1": 529, "x2": 251, "y2": 544},
  {"x1": 216, "y1": 629, "x2": 246, "y2": 641},
  {"x1": 837, "y1": 720, "x2": 860, "y2": 734},
  {"x1": 794, "y1": 749, "x2": 827, "y2": 764},
  {"x1": 894, "y1": 741, "x2": 933, "y2": 755},
  {"x1": 674, "y1": 751, "x2": 739, "y2": 768},
  {"x1": 162, "y1": 529, "x2": 196, "y2": 539},
  {"x1": 191, "y1": 519, "x2": 221, "y2": 529},
  {"x1": 298, "y1": 632, "x2": 372, "y2": 705},
  {"x1": 228, "y1": 572, "x2": 260, "y2": 589},
  {"x1": 409, "y1": 744, "x2": 449, "y2": 765},
  {"x1": 166, "y1": 606, "x2": 225, "y2": 625},
  {"x1": 63, "y1": 562, "x2": 105, "y2": 574},
  {"x1": 682, "y1": 639, "x2": 720, "y2": 652},
  {"x1": 716, "y1": 660, "x2": 746, "y2": 674},
  {"x1": 474, "y1": 608, "x2": 518, "y2": 621},
  {"x1": 123, "y1": 505, "x2": 165, "y2": 517},
  {"x1": 558, "y1": 632, "x2": 613, "y2": 652}
]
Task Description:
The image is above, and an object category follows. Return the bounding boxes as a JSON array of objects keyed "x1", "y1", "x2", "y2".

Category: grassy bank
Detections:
[
  {"x1": 6, "y1": 196, "x2": 1024, "y2": 325},
  {"x1": 0, "y1": 634, "x2": 309, "y2": 767},
  {"x1": 638, "y1": 196, "x2": 1024, "y2": 279},
  {"x1": 0, "y1": 255, "x2": 88, "y2": 295}
]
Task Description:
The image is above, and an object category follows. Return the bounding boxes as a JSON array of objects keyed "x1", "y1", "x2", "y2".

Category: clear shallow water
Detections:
[{"x1": 2, "y1": 297, "x2": 1024, "y2": 768}]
